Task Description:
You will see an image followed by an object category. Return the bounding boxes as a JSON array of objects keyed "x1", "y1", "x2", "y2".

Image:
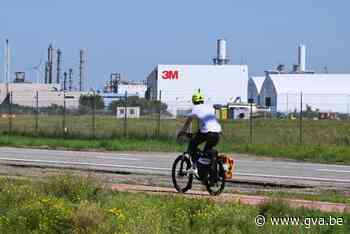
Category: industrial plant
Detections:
[
  {"x1": 1, "y1": 40, "x2": 88, "y2": 108},
  {"x1": 2, "y1": 38, "x2": 350, "y2": 116},
  {"x1": 146, "y1": 39, "x2": 248, "y2": 116},
  {"x1": 249, "y1": 45, "x2": 350, "y2": 113}
]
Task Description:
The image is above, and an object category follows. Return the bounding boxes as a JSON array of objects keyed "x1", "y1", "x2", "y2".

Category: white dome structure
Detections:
[
  {"x1": 248, "y1": 76, "x2": 265, "y2": 104},
  {"x1": 259, "y1": 74, "x2": 350, "y2": 113}
]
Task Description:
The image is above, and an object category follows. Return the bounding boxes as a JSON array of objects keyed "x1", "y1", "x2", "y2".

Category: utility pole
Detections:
[{"x1": 4, "y1": 39, "x2": 10, "y2": 95}]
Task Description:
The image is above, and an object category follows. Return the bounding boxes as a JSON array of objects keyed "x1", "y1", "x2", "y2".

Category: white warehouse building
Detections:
[
  {"x1": 258, "y1": 74, "x2": 350, "y2": 113},
  {"x1": 248, "y1": 44, "x2": 350, "y2": 114},
  {"x1": 0, "y1": 83, "x2": 86, "y2": 108},
  {"x1": 247, "y1": 76, "x2": 265, "y2": 104},
  {"x1": 146, "y1": 64, "x2": 248, "y2": 116}
]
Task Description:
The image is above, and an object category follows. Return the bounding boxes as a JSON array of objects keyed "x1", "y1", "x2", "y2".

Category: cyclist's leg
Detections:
[
  {"x1": 203, "y1": 132, "x2": 220, "y2": 156},
  {"x1": 203, "y1": 132, "x2": 220, "y2": 184},
  {"x1": 187, "y1": 132, "x2": 206, "y2": 162}
]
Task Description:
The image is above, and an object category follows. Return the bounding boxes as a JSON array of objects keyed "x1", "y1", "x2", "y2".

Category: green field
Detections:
[
  {"x1": 2, "y1": 114, "x2": 350, "y2": 164},
  {"x1": 2, "y1": 114, "x2": 350, "y2": 146},
  {"x1": 0, "y1": 174, "x2": 348, "y2": 234}
]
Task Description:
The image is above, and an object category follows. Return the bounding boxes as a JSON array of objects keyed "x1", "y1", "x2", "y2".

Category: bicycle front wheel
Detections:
[{"x1": 172, "y1": 154, "x2": 193, "y2": 193}]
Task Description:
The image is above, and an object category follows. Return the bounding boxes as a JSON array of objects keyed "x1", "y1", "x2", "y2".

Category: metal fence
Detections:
[{"x1": 1, "y1": 91, "x2": 350, "y2": 146}]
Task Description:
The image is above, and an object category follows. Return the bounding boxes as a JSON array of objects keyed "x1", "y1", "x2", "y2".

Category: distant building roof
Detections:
[
  {"x1": 249, "y1": 76, "x2": 265, "y2": 91},
  {"x1": 266, "y1": 74, "x2": 350, "y2": 94}
]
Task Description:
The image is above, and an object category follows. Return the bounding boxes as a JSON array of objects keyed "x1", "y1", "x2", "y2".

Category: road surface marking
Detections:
[
  {"x1": 316, "y1": 169, "x2": 350, "y2": 173},
  {"x1": 235, "y1": 172, "x2": 350, "y2": 183},
  {"x1": 0, "y1": 157, "x2": 169, "y2": 171},
  {"x1": 1, "y1": 157, "x2": 350, "y2": 183},
  {"x1": 0, "y1": 152, "x2": 140, "y2": 161},
  {"x1": 83, "y1": 156, "x2": 140, "y2": 161}
]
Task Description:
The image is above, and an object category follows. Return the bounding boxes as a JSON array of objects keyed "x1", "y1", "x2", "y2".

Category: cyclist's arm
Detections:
[{"x1": 180, "y1": 116, "x2": 193, "y2": 133}]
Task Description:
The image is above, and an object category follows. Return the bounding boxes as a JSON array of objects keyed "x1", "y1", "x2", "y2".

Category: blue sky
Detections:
[{"x1": 1, "y1": 0, "x2": 349, "y2": 89}]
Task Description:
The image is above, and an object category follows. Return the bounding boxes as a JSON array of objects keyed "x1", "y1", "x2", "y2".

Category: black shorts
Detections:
[{"x1": 188, "y1": 132, "x2": 220, "y2": 157}]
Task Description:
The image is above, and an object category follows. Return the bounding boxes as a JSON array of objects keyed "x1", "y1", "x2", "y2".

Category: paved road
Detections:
[{"x1": 0, "y1": 147, "x2": 350, "y2": 187}]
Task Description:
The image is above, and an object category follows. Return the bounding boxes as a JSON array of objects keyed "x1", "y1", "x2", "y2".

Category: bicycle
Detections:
[{"x1": 171, "y1": 132, "x2": 228, "y2": 196}]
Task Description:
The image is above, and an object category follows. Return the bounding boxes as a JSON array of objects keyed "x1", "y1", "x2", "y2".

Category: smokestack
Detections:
[
  {"x1": 44, "y1": 62, "x2": 49, "y2": 84},
  {"x1": 213, "y1": 39, "x2": 229, "y2": 65},
  {"x1": 79, "y1": 49, "x2": 85, "y2": 91},
  {"x1": 217, "y1": 39, "x2": 226, "y2": 60},
  {"x1": 56, "y1": 49, "x2": 62, "y2": 84},
  {"x1": 63, "y1": 71, "x2": 67, "y2": 91},
  {"x1": 68, "y1": 68, "x2": 73, "y2": 91},
  {"x1": 48, "y1": 44, "x2": 53, "y2": 83},
  {"x1": 298, "y1": 44, "x2": 306, "y2": 73}
]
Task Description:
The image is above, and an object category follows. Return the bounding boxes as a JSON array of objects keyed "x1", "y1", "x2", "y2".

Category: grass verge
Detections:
[
  {"x1": 2, "y1": 134, "x2": 350, "y2": 165},
  {"x1": 0, "y1": 174, "x2": 348, "y2": 234},
  {"x1": 247, "y1": 191, "x2": 350, "y2": 205}
]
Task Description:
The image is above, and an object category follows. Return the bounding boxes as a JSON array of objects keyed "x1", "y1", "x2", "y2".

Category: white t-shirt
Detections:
[{"x1": 189, "y1": 104, "x2": 222, "y2": 133}]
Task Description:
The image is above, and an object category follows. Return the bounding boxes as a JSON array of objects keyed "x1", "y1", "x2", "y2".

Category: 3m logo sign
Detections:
[{"x1": 161, "y1": 70, "x2": 179, "y2": 80}]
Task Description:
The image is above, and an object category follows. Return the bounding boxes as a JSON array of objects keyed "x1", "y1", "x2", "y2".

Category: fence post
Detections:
[
  {"x1": 92, "y1": 91, "x2": 96, "y2": 139},
  {"x1": 286, "y1": 92, "x2": 289, "y2": 116},
  {"x1": 157, "y1": 90, "x2": 162, "y2": 137},
  {"x1": 63, "y1": 92, "x2": 66, "y2": 137},
  {"x1": 299, "y1": 92, "x2": 303, "y2": 145},
  {"x1": 249, "y1": 102, "x2": 253, "y2": 144},
  {"x1": 123, "y1": 91, "x2": 128, "y2": 138},
  {"x1": 35, "y1": 91, "x2": 39, "y2": 133},
  {"x1": 8, "y1": 91, "x2": 12, "y2": 134},
  {"x1": 347, "y1": 94, "x2": 350, "y2": 120}
]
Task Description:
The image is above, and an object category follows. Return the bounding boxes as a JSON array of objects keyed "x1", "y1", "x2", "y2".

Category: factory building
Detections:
[
  {"x1": 117, "y1": 83, "x2": 147, "y2": 97},
  {"x1": 146, "y1": 39, "x2": 249, "y2": 116},
  {"x1": 103, "y1": 74, "x2": 147, "y2": 97},
  {"x1": 147, "y1": 64, "x2": 248, "y2": 116},
  {"x1": 259, "y1": 74, "x2": 350, "y2": 113},
  {"x1": 247, "y1": 76, "x2": 265, "y2": 104},
  {"x1": 249, "y1": 45, "x2": 350, "y2": 113},
  {"x1": 0, "y1": 83, "x2": 83, "y2": 108}
]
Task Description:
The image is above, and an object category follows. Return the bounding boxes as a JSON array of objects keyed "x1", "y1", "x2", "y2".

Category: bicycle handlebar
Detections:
[{"x1": 177, "y1": 132, "x2": 194, "y2": 139}]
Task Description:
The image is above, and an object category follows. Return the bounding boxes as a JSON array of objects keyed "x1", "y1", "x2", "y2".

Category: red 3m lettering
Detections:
[{"x1": 162, "y1": 70, "x2": 179, "y2": 80}]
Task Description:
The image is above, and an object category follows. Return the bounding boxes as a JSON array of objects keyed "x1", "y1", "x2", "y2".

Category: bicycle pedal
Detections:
[{"x1": 188, "y1": 168, "x2": 198, "y2": 176}]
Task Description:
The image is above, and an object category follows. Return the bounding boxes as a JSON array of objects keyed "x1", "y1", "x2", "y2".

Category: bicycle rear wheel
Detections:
[
  {"x1": 205, "y1": 160, "x2": 225, "y2": 196},
  {"x1": 172, "y1": 154, "x2": 193, "y2": 193}
]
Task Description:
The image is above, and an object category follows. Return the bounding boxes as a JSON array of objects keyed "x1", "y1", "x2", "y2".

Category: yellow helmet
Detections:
[{"x1": 192, "y1": 89, "x2": 204, "y2": 104}]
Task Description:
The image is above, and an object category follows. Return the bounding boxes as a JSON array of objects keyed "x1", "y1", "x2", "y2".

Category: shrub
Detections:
[
  {"x1": 40, "y1": 174, "x2": 103, "y2": 202},
  {"x1": 0, "y1": 196, "x2": 73, "y2": 234},
  {"x1": 72, "y1": 201, "x2": 105, "y2": 234}
]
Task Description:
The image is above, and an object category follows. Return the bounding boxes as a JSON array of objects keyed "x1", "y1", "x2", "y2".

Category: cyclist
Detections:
[{"x1": 178, "y1": 90, "x2": 222, "y2": 167}]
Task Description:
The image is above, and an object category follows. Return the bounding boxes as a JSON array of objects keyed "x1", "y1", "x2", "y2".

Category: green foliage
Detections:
[
  {"x1": 40, "y1": 174, "x2": 102, "y2": 203},
  {"x1": 303, "y1": 105, "x2": 320, "y2": 119},
  {"x1": 0, "y1": 175, "x2": 348, "y2": 234},
  {"x1": 79, "y1": 94, "x2": 105, "y2": 113},
  {"x1": 72, "y1": 202, "x2": 105, "y2": 234}
]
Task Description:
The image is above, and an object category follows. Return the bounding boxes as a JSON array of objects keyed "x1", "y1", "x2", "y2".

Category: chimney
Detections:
[
  {"x1": 48, "y1": 44, "x2": 53, "y2": 83},
  {"x1": 298, "y1": 44, "x2": 306, "y2": 73},
  {"x1": 79, "y1": 49, "x2": 85, "y2": 91},
  {"x1": 213, "y1": 39, "x2": 229, "y2": 65},
  {"x1": 56, "y1": 49, "x2": 62, "y2": 84}
]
